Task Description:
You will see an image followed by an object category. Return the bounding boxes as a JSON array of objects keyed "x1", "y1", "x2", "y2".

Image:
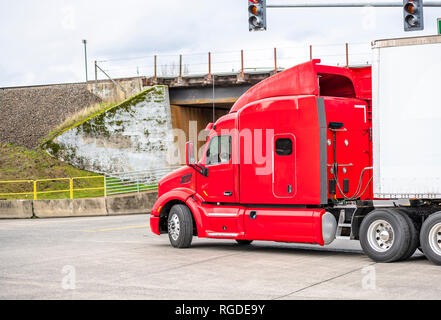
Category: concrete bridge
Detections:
[
  {"x1": 146, "y1": 70, "x2": 274, "y2": 106},
  {"x1": 0, "y1": 69, "x2": 273, "y2": 147},
  {"x1": 1, "y1": 70, "x2": 275, "y2": 173},
  {"x1": 148, "y1": 70, "x2": 276, "y2": 155},
  {"x1": 93, "y1": 70, "x2": 276, "y2": 161},
  {"x1": 89, "y1": 70, "x2": 277, "y2": 162}
]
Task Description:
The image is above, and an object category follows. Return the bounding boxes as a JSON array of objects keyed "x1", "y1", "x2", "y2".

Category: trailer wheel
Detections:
[
  {"x1": 360, "y1": 209, "x2": 411, "y2": 263},
  {"x1": 420, "y1": 212, "x2": 441, "y2": 265},
  {"x1": 396, "y1": 210, "x2": 419, "y2": 261},
  {"x1": 236, "y1": 240, "x2": 253, "y2": 245},
  {"x1": 167, "y1": 204, "x2": 193, "y2": 249}
]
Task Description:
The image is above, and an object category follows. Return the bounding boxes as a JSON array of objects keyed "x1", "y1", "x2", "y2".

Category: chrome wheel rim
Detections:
[
  {"x1": 168, "y1": 214, "x2": 180, "y2": 241},
  {"x1": 428, "y1": 223, "x2": 441, "y2": 256},
  {"x1": 367, "y1": 219, "x2": 395, "y2": 252}
]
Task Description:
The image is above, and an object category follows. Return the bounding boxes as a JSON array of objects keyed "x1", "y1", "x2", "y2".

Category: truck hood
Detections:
[{"x1": 158, "y1": 166, "x2": 195, "y2": 197}]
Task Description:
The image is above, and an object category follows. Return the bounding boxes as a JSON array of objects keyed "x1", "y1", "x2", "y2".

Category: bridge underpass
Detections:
[{"x1": 159, "y1": 71, "x2": 273, "y2": 163}]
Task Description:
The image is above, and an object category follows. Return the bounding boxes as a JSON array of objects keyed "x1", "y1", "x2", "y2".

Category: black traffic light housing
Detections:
[
  {"x1": 403, "y1": 0, "x2": 424, "y2": 31},
  {"x1": 248, "y1": 0, "x2": 267, "y2": 31}
]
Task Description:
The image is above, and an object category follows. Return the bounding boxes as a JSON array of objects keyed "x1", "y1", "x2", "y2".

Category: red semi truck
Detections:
[{"x1": 150, "y1": 36, "x2": 441, "y2": 265}]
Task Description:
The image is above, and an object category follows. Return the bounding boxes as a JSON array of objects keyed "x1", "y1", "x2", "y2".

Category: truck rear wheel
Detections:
[
  {"x1": 396, "y1": 210, "x2": 419, "y2": 261},
  {"x1": 420, "y1": 212, "x2": 441, "y2": 265},
  {"x1": 360, "y1": 209, "x2": 411, "y2": 263},
  {"x1": 167, "y1": 204, "x2": 193, "y2": 249}
]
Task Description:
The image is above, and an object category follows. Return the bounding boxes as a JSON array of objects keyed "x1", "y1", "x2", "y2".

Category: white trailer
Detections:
[
  {"x1": 359, "y1": 35, "x2": 441, "y2": 265},
  {"x1": 372, "y1": 35, "x2": 441, "y2": 199}
]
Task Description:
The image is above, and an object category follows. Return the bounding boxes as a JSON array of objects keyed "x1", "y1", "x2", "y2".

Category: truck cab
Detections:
[{"x1": 151, "y1": 59, "x2": 372, "y2": 245}]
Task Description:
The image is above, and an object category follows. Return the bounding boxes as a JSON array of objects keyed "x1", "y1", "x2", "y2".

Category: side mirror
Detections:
[
  {"x1": 185, "y1": 141, "x2": 209, "y2": 177},
  {"x1": 186, "y1": 142, "x2": 196, "y2": 166}
]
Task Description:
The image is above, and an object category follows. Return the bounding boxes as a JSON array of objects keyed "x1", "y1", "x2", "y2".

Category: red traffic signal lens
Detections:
[{"x1": 404, "y1": 3, "x2": 416, "y2": 14}]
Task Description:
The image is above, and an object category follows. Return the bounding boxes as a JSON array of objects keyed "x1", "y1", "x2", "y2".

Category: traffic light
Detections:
[
  {"x1": 403, "y1": 0, "x2": 424, "y2": 31},
  {"x1": 248, "y1": 0, "x2": 267, "y2": 31}
]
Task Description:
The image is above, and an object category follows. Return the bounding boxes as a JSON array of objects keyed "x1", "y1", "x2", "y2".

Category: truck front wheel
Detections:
[
  {"x1": 420, "y1": 212, "x2": 441, "y2": 265},
  {"x1": 167, "y1": 204, "x2": 193, "y2": 249},
  {"x1": 360, "y1": 209, "x2": 411, "y2": 263}
]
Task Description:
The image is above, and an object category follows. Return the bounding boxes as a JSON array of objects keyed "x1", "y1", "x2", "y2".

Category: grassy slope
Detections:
[
  {"x1": 41, "y1": 87, "x2": 158, "y2": 147},
  {"x1": 41, "y1": 101, "x2": 117, "y2": 146},
  {"x1": 0, "y1": 99, "x2": 126, "y2": 200},
  {"x1": 0, "y1": 144, "x2": 104, "y2": 200},
  {"x1": 1, "y1": 90, "x2": 161, "y2": 200}
]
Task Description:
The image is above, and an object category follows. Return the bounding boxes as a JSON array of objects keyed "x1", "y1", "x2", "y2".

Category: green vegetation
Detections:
[
  {"x1": 41, "y1": 86, "x2": 165, "y2": 146},
  {"x1": 1, "y1": 86, "x2": 166, "y2": 201},
  {"x1": 41, "y1": 101, "x2": 118, "y2": 146},
  {"x1": 0, "y1": 143, "x2": 159, "y2": 201},
  {"x1": 0, "y1": 143, "x2": 104, "y2": 200}
]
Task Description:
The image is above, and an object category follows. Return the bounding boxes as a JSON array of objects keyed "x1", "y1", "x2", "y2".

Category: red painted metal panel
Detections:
[
  {"x1": 324, "y1": 97, "x2": 372, "y2": 200},
  {"x1": 194, "y1": 202, "x2": 243, "y2": 236},
  {"x1": 238, "y1": 95, "x2": 323, "y2": 205},
  {"x1": 151, "y1": 187, "x2": 195, "y2": 218},
  {"x1": 243, "y1": 208, "x2": 326, "y2": 244},
  {"x1": 230, "y1": 60, "x2": 372, "y2": 114},
  {"x1": 230, "y1": 60, "x2": 320, "y2": 114},
  {"x1": 149, "y1": 216, "x2": 160, "y2": 235},
  {"x1": 273, "y1": 133, "x2": 297, "y2": 198},
  {"x1": 156, "y1": 167, "x2": 196, "y2": 203},
  {"x1": 197, "y1": 114, "x2": 238, "y2": 203}
]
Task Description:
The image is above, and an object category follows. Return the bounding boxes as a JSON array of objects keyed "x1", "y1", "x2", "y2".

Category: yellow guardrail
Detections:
[{"x1": 0, "y1": 176, "x2": 105, "y2": 200}]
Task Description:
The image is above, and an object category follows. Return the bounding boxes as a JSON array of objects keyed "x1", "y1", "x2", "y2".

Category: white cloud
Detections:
[{"x1": 0, "y1": 0, "x2": 440, "y2": 86}]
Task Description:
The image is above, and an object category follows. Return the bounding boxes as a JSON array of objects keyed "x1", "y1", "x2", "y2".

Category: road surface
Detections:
[{"x1": 0, "y1": 214, "x2": 440, "y2": 300}]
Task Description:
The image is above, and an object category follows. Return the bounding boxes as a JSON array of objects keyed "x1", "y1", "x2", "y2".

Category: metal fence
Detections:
[
  {"x1": 0, "y1": 166, "x2": 183, "y2": 200},
  {"x1": 95, "y1": 42, "x2": 372, "y2": 81},
  {"x1": 0, "y1": 176, "x2": 105, "y2": 200},
  {"x1": 104, "y1": 166, "x2": 183, "y2": 196}
]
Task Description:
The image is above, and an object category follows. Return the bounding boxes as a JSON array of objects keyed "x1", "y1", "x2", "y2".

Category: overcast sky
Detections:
[{"x1": 1, "y1": 0, "x2": 440, "y2": 87}]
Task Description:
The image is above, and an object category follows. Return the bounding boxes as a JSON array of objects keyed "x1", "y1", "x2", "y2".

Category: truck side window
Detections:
[
  {"x1": 206, "y1": 135, "x2": 232, "y2": 165},
  {"x1": 275, "y1": 138, "x2": 293, "y2": 156}
]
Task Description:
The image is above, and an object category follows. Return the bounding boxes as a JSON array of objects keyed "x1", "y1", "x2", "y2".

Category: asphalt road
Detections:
[{"x1": 0, "y1": 214, "x2": 440, "y2": 300}]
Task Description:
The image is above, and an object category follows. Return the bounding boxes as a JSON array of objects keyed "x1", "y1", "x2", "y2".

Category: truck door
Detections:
[
  {"x1": 197, "y1": 134, "x2": 236, "y2": 203},
  {"x1": 273, "y1": 134, "x2": 296, "y2": 198}
]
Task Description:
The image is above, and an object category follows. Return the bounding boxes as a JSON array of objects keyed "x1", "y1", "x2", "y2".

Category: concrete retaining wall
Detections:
[
  {"x1": 0, "y1": 83, "x2": 101, "y2": 149},
  {"x1": 0, "y1": 191, "x2": 157, "y2": 219},
  {"x1": 87, "y1": 77, "x2": 144, "y2": 103},
  {"x1": 0, "y1": 200, "x2": 33, "y2": 219},
  {"x1": 46, "y1": 86, "x2": 175, "y2": 173},
  {"x1": 106, "y1": 192, "x2": 158, "y2": 215},
  {"x1": 0, "y1": 77, "x2": 145, "y2": 149},
  {"x1": 33, "y1": 198, "x2": 108, "y2": 218}
]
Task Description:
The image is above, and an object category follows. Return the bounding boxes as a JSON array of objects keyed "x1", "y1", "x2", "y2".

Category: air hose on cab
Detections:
[{"x1": 329, "y1": 123, "x2": 373, "y2": 201}]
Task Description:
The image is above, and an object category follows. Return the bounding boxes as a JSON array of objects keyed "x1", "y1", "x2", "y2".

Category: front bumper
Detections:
[{"x1": 150, "y1": 215, "x2": 160, "y2": 235}]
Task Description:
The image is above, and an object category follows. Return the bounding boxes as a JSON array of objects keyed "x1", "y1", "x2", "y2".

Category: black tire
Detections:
[
  {"x1": 236, "y1": 240, "x2": 253, "y2": 245},
  {"x1": 419, "y1": 212, "x2": 441, "y2": 266},
  {"x1": 167, "y1": 204, "x2": 193, "y2": 249},
  {"x1": 360, "y1": 209, "x2": 411, "y2": 263},
  {"x1": 396, "y1": 210, "x2": 419, "y2": 261}
]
